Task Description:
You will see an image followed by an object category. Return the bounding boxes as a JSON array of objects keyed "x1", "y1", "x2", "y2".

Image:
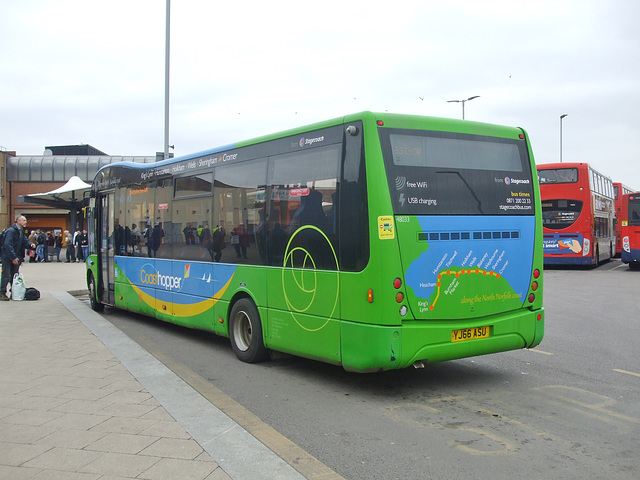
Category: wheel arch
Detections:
[{"x1": 225, "y1": 289, "x2": 264, "y2": 335}]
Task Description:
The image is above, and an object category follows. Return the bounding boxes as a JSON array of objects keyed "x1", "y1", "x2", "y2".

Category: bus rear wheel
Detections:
[
  {"x1": 88, "y1": 274, "x2": 105, "y2": 312},
  {"x1": 229, "y1": 298, "x2": 269, "y2": 363}
]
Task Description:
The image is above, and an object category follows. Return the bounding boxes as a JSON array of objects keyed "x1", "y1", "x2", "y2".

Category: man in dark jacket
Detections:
[{"x1": 1, "y1": 215, "x2": 36, "y2": 300}]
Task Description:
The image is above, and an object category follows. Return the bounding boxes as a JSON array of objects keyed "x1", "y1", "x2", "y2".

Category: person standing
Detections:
[
  {"x1": 73, "y1": 228, "x2": 82, "y2": 262},
  {"x1": 28, "y1": 230, "x2": 37, "y2": 263},
  {"x1": 64, "y1": 230, "x2": 75, "y2": 262},
  {"x1": 212, "y1": 224, "x2": 226, "y2": 262},
  {"x1": 81, "y1": 229, "x2": 89, "y2": 260},
  {"x1": 35, "y1": 229, "x2": 45, "y2": 262},
  {"x1": 1, "y1": 215, "x2": 36, "y2": 300},
  {"x1": 151, "y1": 223, "x2": 164, "y2": 258},
  {"x1": 45, "y1": 231, "x2": 54, "y2": 262},
  {"x1": 54, "y1": 231, "x2": 63, "y2": 262}
]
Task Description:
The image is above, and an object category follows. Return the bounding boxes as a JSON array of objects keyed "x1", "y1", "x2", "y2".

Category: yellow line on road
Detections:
[
  {"x1": 526, "y1": 348, "x2": 554, "y2": 355},
  {"x1": 613, "y1": 369, "x2": 640, "y2": 378}
]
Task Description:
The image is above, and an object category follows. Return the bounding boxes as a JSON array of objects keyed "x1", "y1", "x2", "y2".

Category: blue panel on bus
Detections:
[
  {"x1": 406, "y1": 215, "x2": 535, "y2": 305},
  {"x1": 116, "y1": 256, "x2": 235, "y2": 304}
]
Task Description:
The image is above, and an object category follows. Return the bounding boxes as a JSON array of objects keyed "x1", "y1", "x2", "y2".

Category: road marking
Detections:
[
  {"x1": 526, "y1": 348, "x2": 554, "y2": 355},
  {"x1": 533, "y1": 385, "x2": 640, "y2": 427},
  {"x1": 608, "y1": 263, "x2": 627, "y2": 271},
  {"x1": 613, "y1": 368, "x2": 640, "y2": 378}
]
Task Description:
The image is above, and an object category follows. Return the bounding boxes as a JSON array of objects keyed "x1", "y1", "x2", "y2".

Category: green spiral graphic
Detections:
[{"x1": 281, "y1": 225, "x2": 339, "y2": 332}]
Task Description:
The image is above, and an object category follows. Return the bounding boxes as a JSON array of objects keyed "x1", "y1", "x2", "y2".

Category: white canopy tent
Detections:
[
  {"x1": 20, "y1": 176, "x2": 91, "y2": 206},
  {"x1": 18, "y1": 176, "x2": 92, "y2": 229}
]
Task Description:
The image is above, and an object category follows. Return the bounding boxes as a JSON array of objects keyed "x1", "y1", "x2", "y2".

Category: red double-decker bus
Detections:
[
  {"x1": 621, "y1": 192, "x2": 640, "y2": 269},
  {"x1": 538, "y1": 162, "x2": 615, "y2": 267},
  {"x1": 613, "y1": 182, "x2": 635, "y2": 256}
]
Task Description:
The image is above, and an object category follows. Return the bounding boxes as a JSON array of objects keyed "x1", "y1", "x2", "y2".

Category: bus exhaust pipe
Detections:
[{"x1": 413, "y1": 360, "x2": 425, "y2": 369}]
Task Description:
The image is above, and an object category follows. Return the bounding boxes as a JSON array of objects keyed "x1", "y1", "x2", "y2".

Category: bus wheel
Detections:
[
  {"x1": 229, "y1": 298, "x2": 269, "y2": 363},
  {"x1": 88, "y1": 274, "x2": 105, "y2": 312}
]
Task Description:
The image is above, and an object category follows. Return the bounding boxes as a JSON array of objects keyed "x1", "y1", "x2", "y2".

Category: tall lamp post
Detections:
[
  {"x1": 560, "y1": 114, "x2": 568, "y2": 163},
  {"x1": 164, "y1": 0, "x2": 171, "y2": 160},
  {"x1": 447, "y1": 95, "x2": 480, "y2": 120}
]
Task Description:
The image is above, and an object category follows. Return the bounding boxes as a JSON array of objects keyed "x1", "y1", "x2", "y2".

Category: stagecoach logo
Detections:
[
  {"x1": 299, "y1": 136, "x2": 325, "y2": 147},
  {"x1": 504, "y1": 177, "x2": 530, "y2": 185}
]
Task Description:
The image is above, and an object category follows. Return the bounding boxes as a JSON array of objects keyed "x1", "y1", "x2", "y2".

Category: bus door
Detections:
[{"x1": 97, "y1": 191, "x2": 116, "y2": 305}]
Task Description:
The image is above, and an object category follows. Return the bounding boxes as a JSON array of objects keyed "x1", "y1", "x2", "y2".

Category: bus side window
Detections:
[
  {"x1": 214, "y1": 159, "x2": 268, "y2": 265},
  {"x1": 267, "y1": 145, "x2": 340, "y2": 270}
]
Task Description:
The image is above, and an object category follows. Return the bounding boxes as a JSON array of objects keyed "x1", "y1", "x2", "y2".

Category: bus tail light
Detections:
[
  {"x1": 528, "y1": 293, "x2": 535, "y2": 303},
  {"x1": 395, "y1": 292, "x2": 404, "y2": 303},
  {"x1": 531, "y1": 281, "x2": 538, "y2": 291},
  {"x1": 533, "y1": 269, "x2": 540, "y2": 279}
]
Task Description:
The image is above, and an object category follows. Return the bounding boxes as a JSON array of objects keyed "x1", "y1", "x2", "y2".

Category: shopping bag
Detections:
[{"x1": 12, "y1": 273, "x2": 26, "y2": 301}]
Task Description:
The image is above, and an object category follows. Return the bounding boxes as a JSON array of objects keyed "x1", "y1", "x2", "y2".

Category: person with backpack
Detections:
[
  {"x1": 35, "y1": 229, "x2": 45, "y2": 262},
  {"x1": 1, "y1": 215, "x2": 36, "y2": 301}
]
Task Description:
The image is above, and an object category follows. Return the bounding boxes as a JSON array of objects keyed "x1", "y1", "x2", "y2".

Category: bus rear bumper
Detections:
[
  {"x1": 340, "y1": 308, "x2": 544, "y2": 372},
  {"x1": 621, "y1": 249, "x2": 640, "y2": 265},
  {"x1": 543, "y1": 255, "x2": 592, "y2": 266}
]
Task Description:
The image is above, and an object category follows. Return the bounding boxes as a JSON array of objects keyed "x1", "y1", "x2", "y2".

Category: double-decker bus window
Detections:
[
  {"x1": 538, "y1": 168, "x2": 578, "y2": 184},
  {"x1": 630, "y1": 196, "x2": 640, "y2": 226},
  {"x1": 541, "y1": 199, "x2": 583, "y2": 229}
]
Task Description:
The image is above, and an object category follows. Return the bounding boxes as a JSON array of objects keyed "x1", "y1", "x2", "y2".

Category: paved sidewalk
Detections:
[{"x1": 0, "y1": 261, "x2": 305, "y2": 480}]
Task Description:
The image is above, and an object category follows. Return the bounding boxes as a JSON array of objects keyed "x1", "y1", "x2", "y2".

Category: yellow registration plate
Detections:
[{"x1": 451, "y1": 326, "x2": 491, "y2": 343}]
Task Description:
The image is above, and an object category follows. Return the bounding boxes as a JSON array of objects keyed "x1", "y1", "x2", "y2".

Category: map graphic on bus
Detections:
[{"x1": 403, "y1": 215, "x2": 535, "y2": 318}]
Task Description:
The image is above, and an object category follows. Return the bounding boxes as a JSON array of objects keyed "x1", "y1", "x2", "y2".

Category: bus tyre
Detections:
[
  {"x1": 88, "y1": 274, "x2": 105, "y2": 312},
  {"x1": 229, "y1": 298, "x2": 269, "y2": 363}
]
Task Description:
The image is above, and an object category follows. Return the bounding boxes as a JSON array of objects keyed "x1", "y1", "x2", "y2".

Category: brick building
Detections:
[{"x1": 2, "y1": 145, "x2": 156, "y2": 234}]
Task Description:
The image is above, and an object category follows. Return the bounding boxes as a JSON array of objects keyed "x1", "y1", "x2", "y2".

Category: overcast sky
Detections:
[{"x1": 2, "y1": 0, "x2": 639, "y2": 188}]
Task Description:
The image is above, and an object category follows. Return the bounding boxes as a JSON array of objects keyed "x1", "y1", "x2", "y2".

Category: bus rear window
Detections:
[
  {"x1": 380, "y1": 129, "x2": 534, "y2": 216},
  {"x1": 542, "y1": 199, "x2": 583, "y2": 229},
  {"x1": 629, "y1": 195, "x2": 640, "y2": 226},
  {"x1": 538, "y1": 168, "x2": 578, "y2": 184},
  {"x1": 389, "y1": 134, "x2": 522, "y2": 171}
]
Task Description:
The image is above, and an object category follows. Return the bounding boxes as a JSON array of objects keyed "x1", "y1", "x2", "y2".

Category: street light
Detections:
[
  {"x1": 447, "y1": 95, "x2": 480, "y2": 120},
  {"x1": 560, "y1": 114, "x2": 568, "y2": 163},
  {"x1": 164, "y1": 0, "x2": 171, "y2": 160}
]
